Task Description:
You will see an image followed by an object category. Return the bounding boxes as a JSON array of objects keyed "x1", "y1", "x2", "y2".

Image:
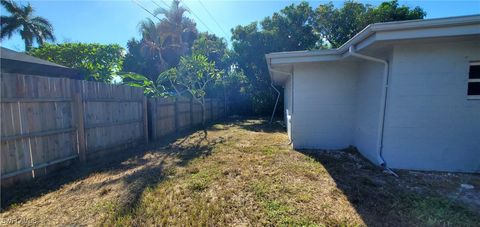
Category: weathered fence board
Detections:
[
  {"x1": 149, "y1": 97, "x2": 176, "y2": 139},
  {"x1": 192, "y1": 102, "x2": 203, "y2": 126},
  {"x1": 1, "y1": 74, "x2": 77, "y2": 182},
  {"x1": 176, "y1": 98, "x2": 191, "y2": 131},
  {"x1": 80, "y1": 81, "x2": 145, "y2": 158},
  {"x1": 148, "y1": 97, "x2": 225, "y2": 141},
  {"x1": 1, "y1": 73, "x2": 226, "y2": 186}
]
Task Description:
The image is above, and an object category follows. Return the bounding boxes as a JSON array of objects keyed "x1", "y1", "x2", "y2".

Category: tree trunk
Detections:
[
  {"x1": 24, "y1": 39, "x2": 32, "y2": 52},
  {"x1": 200, "y1": 101, "x2": 207, "y2": 139}
]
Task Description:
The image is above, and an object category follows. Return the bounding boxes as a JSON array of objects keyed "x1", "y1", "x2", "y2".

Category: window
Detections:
[{"x1": 468, "y1": 62, "x2": 480, "y2": 98}]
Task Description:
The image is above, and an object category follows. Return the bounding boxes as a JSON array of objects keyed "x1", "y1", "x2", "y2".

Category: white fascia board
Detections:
[
  {"x1": 270, "y1": 53, "x2": 342, "y2": 64},
  {"x1": 375, "y1": 23, "x2": 480, "y2": 41},
  {"x1": 371, "y1": 14, "x2": 480, "y2": 32},
  {"x1": 266, "y1": 49, "x2": 339, "y2": 59}
]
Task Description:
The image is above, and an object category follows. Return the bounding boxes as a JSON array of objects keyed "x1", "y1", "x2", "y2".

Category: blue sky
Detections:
[{"x1": 1, "y1": 0, "x2": 479, "y2": 51}]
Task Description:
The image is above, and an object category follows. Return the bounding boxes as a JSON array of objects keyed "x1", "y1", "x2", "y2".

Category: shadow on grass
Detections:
[
  {"x1": 0, "y1": 126, "x2": 219, "y2": 213},
  {"x1": 223, "y1": 117, "x2": 285, "y2": 133},
  {"x1": 298, "y1": 148, "x2": 480, "y2": 226}
]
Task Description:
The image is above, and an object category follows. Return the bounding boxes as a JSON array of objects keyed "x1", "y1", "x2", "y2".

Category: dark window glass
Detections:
[
  {"x1": 468, "y1": 82, "x2": 480, "y2": 96},
  {"x1": 470, "y1": 64, "x2": 480, "y2": 79}
]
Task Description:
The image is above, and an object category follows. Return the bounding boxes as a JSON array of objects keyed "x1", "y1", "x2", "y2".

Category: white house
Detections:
[{"x1": 266, "y1": 15, "x2": 480, "y2": 173}]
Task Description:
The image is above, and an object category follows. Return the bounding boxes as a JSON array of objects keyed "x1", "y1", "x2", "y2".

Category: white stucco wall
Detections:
[
  {"x1": 383, "y1": 39, "x2": 480, "y2": 172},
  {"x1": 353, "y1": 62, "x2": 384, "y2": 164},
  {"x1": 283, "y1": 37, "x2": 479, "y2": 172},
  {"x1": 284, "y1": 77, "x2": 292, "y2": 140},
  {"x1": 292, "y1": 62, "x2": 358, "y2": 149}
]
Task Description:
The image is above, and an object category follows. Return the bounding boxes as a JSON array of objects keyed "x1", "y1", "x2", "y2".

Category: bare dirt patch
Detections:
[{"x1": 1, "y1": 118, "x2": 479, "y2": 226}]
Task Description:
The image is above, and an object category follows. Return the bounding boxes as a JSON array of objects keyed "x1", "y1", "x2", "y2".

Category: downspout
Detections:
[
  {"x1": 270, "y1": 82, "x2": 280, "y2": 124},
  {"x1": 268, "y1": 68, "x2": 292, "y2": 124},
  {"x1": 348, "y1": 46, "x2": 398, "y2": 177}
]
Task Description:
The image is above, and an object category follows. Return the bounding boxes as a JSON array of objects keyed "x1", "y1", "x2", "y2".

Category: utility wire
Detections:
[
  {"x1": 198, "y1": 0, "x2": 229, "y2": 38},
  {"x1": 135, "y1": 0, "x2": 218, "y2": 39},
  {"x1": 150, "y1": 0, "x2": 163, "y2": 9},
  {"x1": 158, "y1": 0, "x2": 171, "y2": 8},
  {"x1": 181, "y1": 0, "x2": 215, "y2": 34},
  {"x1": 131, "y1": 0, "x2": 162, "y2": 21}
]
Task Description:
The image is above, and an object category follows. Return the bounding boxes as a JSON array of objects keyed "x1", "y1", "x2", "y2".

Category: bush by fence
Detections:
[{"x1": 0, "y1": 73, "x2": 226, "y2": 186}]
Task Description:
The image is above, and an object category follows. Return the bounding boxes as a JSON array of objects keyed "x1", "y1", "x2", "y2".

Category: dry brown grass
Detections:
[{"x1": 1, "y1": 118, "x2": 479, "y2": 226}]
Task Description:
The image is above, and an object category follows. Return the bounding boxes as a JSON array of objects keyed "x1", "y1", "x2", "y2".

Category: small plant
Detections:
[{"x1": 160, "y1": 54, "x2": 221, "y2": 138}]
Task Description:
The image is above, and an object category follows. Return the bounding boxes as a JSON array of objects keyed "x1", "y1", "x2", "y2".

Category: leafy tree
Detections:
[
  {"x1": 221, "y1": 66, "x2": 248, "y2": 114},
  {"x1": 120, "y1": 72, "x2": 165, "y2": 97},
  {"x1": 122, "y1": 38, "x2": 160, "y2": 80},
  {"x1": 231, "y1": 1, "x2": 317, "y2": 115},
  {"x1": 29, "y1": 43, "x2": 124, "y2": 82},
  {"x1": 192, "y1": 32, "x2": 233, "y2": 100},
  {"x1": 0, "y1": 0, "x2": 55, "y2": 51},
  {"x1": 123, "y1": 33, "x2": 245, "y2": 119},
  {"x1": 192, "y1": 32, "x2": 229, "y2": 70},
  {"x1": 231, "y1": 0, "x2": 426, "y2": 115},
  {"x1": 159, "y1": 54, "x2": 220, "y2": 138},
  {"x1": 314, "y1": 0, "x2": 426, "y2": 48}
]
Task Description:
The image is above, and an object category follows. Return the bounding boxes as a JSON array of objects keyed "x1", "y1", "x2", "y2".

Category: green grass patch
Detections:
[
  {"x1": 407, "y1": 194, "x2": 480, "y2": 226},
  {"x1": 262, "y1": 199, "x2": 317, "y2": 226},
  {"x1": 187, "y1": 167, "x2": 220, "y2": 192},
  {"x1": 251, "y1": 179, "x2": 317, "y2": 226}
]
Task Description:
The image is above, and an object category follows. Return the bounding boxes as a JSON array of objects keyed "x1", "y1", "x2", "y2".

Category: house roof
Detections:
[
  {"x1": 1, "y1": 47, "x2": 84, "y2": 79},
  {"x1": 266, "y1": 14, "x2": 480, "y2": 83}
]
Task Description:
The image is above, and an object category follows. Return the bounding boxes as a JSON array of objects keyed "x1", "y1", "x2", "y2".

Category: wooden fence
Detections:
[
  {"x1": 148, "y1": 97, "x2": 225, "y2": 141},
  {"x1": 1, "y1": 74, "x2": 77, "y2": 182},
  {"x1": 80, "y1": 81, "x2": 147, "y2": 159},
  {"x1": 0, "y1": 73, "x2": 226, "y2": 186}
]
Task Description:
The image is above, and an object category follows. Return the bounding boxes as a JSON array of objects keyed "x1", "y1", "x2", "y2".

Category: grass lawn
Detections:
[{"x1": 1, "y1": 118, "x2": 479, "y2": 226}]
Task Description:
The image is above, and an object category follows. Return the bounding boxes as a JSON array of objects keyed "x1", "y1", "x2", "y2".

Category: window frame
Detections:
[{"x1": 467, "y1": 61, "x2": 480, "y2": 99}]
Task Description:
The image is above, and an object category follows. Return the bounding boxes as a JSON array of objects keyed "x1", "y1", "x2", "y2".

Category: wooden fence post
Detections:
[
  {"x1": 143, "y1": 96, "x2": 149, "y2": 144},
  {"x1": 73, "y1": 88, "x2": 86, "y2": 163}
]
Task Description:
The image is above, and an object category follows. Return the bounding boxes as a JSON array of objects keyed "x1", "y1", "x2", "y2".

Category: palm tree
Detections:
[
  {"x1": 1, "y1": 0, "x2": 55, "y2": 51},
  {"x1": 138, "y1": 0, "x2": 197, "y2": 71},
  {"x1": 138, "y1": 18, "x2": 167, "y2": 76},
  {"x1": 153, "y1": 0, "x2": 197, "y2": 53}
]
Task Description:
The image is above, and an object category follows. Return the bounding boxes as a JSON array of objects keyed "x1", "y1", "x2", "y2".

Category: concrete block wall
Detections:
[
  {"x1": 353, "y1": 62, "x2": 384, "y2": 164},
  {"x1": 287, "y1": 38, "x2": 479, "y2": 172},
  {"x1": 383, "y1": 39, "x2": 480, "y2": 172},
  {"x1": 291, "y1": 62, "x2": 358, "y2": 149}
]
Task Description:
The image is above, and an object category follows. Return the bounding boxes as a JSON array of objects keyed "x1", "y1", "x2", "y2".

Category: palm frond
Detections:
[
  {"x1": 1, "y1": 15, "x2": 16, "y2": 27},
  {"x1": 181, "y1": 17, "x2": 197, "y2": 32},
  {"x1": 24, "y1": 3, "x2": 33, "y2": 16},
  {"x1": 138, "y1": 18, "x2": 156, "y2": 38},
  {"x1": 34, "y1": 23, "x2": 55, "y2": 42},
  {"x1": 153, "y1": 7, "x2": 169, "y2": 17},
  {"x1": 157, "y1": 21, "x2": 176, "y2": 36},
  {"x1": 0, "y1": 0, "x2": 21, "y2": 15},
  {"x1": 31, "y1": 16, "x2": 53, "y2": 30},
  {"x1": 0, "y1": 15, "x2": 21, "y2": 39},
  {"x1": 25, "y1": 16, "x2": 54, "y2": 45}
]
